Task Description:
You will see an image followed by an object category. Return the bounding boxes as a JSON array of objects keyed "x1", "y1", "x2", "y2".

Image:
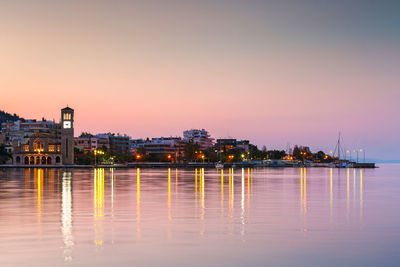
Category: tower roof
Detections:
[{"x1": 62, "y1": 106, "x2": 74, "y2": 111}]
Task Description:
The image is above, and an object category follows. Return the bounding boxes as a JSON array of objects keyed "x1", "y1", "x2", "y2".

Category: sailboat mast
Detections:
[{"x1": 338, "y1": 132, "x2": 341, "y2": 161}]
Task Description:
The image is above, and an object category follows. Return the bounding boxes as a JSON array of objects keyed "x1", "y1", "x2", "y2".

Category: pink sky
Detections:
[{"x1": 1, "y1": 1, "x2": 399, "y2": 160}]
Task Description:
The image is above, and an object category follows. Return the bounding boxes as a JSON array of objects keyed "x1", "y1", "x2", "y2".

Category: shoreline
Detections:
[{"x1": 0, "y1": 162, "x2": 377, "y2": 169}]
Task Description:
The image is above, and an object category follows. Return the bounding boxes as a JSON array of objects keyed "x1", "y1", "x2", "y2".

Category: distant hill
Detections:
[{"x1": 0, "y1": 110, "x2": 22, "y2": 130}]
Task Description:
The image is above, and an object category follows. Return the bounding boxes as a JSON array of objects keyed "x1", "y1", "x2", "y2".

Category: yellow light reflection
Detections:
[
  {"x1": 111, "y1": 168, "x2": 114, "y2": 212},
  {"x1": 61, "y1": 171, "x2": 73, "y2": 262},
  {"x1": 221, "y1": 169, "x2": 224, "y2": 216},
  {"x1": 137, "y1": 168, "x2": 141, "y2": 237},
  {"x1": 330, "y1": 168, "x2": 333, "y2": 217},
  {"x1": 229, "y1": 168, "x2": 232, "y2": 215},
  {"x1": 37, "y1": 169, "x2": 43, "y2": 223},
  {"x1": 347, "y1": 168, "x2": 350, "y2": 219},
  {"x1": 241, "y1": 168, "x2": 245, "y2": 228},
  {"x1": 195, "y1": 169, "x2": 198, "y2": 213},
  {"x1": 303, "y1": 168, "x2": 307, "y2": 214},
  {"x1": 195, "y1": 168, "x2": 198, "y2": 195},
  {"x1": 360, "y1": 169, "x2": 363, "y2": 220},
  {"x1": 300, "y1": 168, "x2": 303, "y2": 214},
  {"x1": 168, "y1": 168, "x2": 171, "y2": 221},
  {"x1": 200, "y1": 168, "x2": 205, "y2": 220},
  {"x1": 94, "y1": 168, "x2": 104, "y2": 246},
  {"x1": 247, "y1": 168, "x2": 250, "y2": 208},
  {"x1": 228, "y1": 168, "x2": 234, "y2": 216}
]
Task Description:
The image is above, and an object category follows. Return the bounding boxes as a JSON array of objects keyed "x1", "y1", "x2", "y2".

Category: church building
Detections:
[{"x1": 3, "y1": 107, "x2": 75, "y2": 166}]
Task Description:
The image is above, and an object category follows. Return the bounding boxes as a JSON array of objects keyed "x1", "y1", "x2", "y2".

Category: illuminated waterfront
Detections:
[{"x1": 0, "y1": 165, "x2": 399, "y2": 266}]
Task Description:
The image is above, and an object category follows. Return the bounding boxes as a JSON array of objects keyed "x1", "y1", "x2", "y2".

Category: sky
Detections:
[{"x1": 1, "y1": 0, "x2": 399, "y2": 160}]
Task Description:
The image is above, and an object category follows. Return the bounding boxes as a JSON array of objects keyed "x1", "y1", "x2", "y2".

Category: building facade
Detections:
[
  {"x1": 183, "y1": 129, "x2": 214, "y2": 150},
  {"x1": 1, "y1": 107, "x2": 75, "y2": 165}
]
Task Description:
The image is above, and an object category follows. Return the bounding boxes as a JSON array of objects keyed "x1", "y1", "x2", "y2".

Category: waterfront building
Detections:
[
  {"x1": 216, "y1": 139, "x2": 237, "y2": 152},
  {"x1": 183, "y1": 129, "x2": 214, "y2": 150},
  {"x1": 129, "y1": 138, "x2": 146, "y2": 154},
  {"x1": 95, "y1": 134, "x2": 110, "y2": 150},
  {"x1": 109, "y1": 134, "x2": 130, "y2": 155},
  {"x1": 94, "y1": 133, "x2": 130, "y2": 156},
  {"x1": 142, "y1": 137, "x2": 185, "y2": 159},
  {"x1": 216, "y1": 138, "x2": 251, "y2": 153},
  {"x1": 1, "y1": 107, "x2": 75, "y2": 165}
]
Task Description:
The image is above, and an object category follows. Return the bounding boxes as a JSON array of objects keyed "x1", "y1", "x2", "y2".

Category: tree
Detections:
[
  {"x1": 183, "y1": 142, "x2": 200, "y2": 162},
  {"x1": 0, "y1": 144, "x2": 11, "y2": 164}
]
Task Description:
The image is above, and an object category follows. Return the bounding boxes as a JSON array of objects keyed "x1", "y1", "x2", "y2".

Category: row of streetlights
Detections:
[{"x1": 329, "y1": 149, "x2": 366, "y2": 163}]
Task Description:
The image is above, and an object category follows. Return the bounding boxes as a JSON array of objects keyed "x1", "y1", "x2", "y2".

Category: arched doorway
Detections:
[
  {"x1": 56, "y1": 156, "x2": 61, "y2": 164},
  {"x1": 41, "y1": 156, "x2": 46, "y2": 165},
  {"x1": 16, "y1": 156, "x2": 21, "y2": 164},
  {"x1": 35, "y1": 156, "x2": 40, "y2": 165},
  {"x1": 30, "y1": 156, "x2": 35, "y2": 165},
  {"x1": 25, "y1": 156, "x2": 29, "y2": 165},
  {"x1": 47, "y1": 157, "x2": 52, "y2": 165}
]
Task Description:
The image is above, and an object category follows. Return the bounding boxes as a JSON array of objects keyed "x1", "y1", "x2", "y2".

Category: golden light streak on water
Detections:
[
  {"x1": 195, "y1": 168, "x2": 198, "y2": 194},
  {"x1": 200, "y1": 168, "x2": 205, "y2": 221},
  {"x1": 221, "y1": 169, "x2": 224, "y2": 216},
  {"x1": 304, "y1": 168, "x2": 307, "y2": 215},
  {"x1": 330, "y1": 168, "x2": 333, "y2": 218},
  {"x1": 61, "y1": 171, "x2": 73, "y2": 262},
  {"x1": 137, "y1": 168, "x2": 141, "y2": 237},
  {"x1": 353, "y1": 169, "x2": 356, "y2": 210},
  {"x1": 168, "y1": 168, "x2": 171, "y2": 221},
  {"x1": 300, "y1": 168, "x2": 303, "y2": 214},
  {"x1": 94, "y1": 168, "x2": 104, "y2": 246},
  {"x1": 228, "y1": 168, "x2": 232, "y2": 215},
  {"x1": 231, "y1": 168, "x2": 234, "y2": 212},
  {"x1": 195, "y1": 169, "x2": 198, "y2": 214},
  {"x1": 37, "y1": 169, "x2": 42, "y2": 223},
  {"x1": 240, "y1": 168, "x2": 246, "y2": 237},
  {"x1": 241, "y1": 168, "x2": 245, "y2": 227},
  {"x1": 247, "y1": 168, "x2": 250, "y2": 208},
  {"x1": 347, "y1": 168, "x2": 350, "y2": 220},
  {"x1": 360, "y1": 169, "x2": 363, "y2": 220},
  {"x1": 111, "y1": 168, "x2": 114, "y2": 211}
]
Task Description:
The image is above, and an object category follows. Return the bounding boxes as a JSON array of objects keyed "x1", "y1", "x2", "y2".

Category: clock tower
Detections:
[{"x1": 61, "y1": 107, "x2": 74, "y2": 165}]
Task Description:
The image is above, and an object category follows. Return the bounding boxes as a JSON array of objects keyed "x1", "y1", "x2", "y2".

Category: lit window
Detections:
[
  {"x1": 57, "y1": 145, "x2": 60, "y2": 152},
  {"x1": 33, "y1": 141, "x2": 44, "y2": 152},
  {"x1": 24, "y1": 145, "x2": 29, "y2": 152},
  {"x1": 49, "y1": 145, "x2": 55, "y2": 152}
]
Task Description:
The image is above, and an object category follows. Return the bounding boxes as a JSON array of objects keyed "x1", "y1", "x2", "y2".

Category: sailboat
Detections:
[{"x1": 332, "y1": 132, "x2": 352, "y2": 168}]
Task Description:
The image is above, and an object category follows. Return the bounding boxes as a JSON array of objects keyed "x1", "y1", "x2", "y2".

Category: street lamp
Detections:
[
  {"x1": 353, "y1": 150, "x2": 359, "y2": 163},
  {"x1": 94, "y1": 149, "x2": 104, "y2": 166},
  {"x1": 346, "y1": 150, "x2": 351, "y2": 162}
]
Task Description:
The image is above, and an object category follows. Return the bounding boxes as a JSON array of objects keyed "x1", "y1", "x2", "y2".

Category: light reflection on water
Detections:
[{"x1": 0, "y1": 166, "x2": 400, "y2": 266}]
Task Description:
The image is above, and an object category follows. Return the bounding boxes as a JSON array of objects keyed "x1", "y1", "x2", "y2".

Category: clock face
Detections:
[{"x1": 63, "y1": 121, "x2": 71, "y2": 129}]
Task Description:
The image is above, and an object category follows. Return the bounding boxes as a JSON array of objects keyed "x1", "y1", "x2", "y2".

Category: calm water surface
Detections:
[{"x1": 1, "y1": 165, "x2": 399, "y2": 266}]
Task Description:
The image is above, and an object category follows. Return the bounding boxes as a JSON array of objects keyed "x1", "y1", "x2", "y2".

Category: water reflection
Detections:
[
  {"x1": 360, "y1": 169, "x2": 363, "y2": 220},
  {"x1": 330, "y1": 168, "x2": 333, "y2": 217},
  {"x1": 34, "y1": 169, "x2": 44, "y2": 223},
  {"x1": 137, "y1": 168, "x2": 141, "y2": 238},
  {"x1": 61, "y1": 171, "x2": 73, "y2": 262},
  {"x1": 220, "y1": 169, "x2": 224, "y2": 216},
  {"x1": 168, "y1": 168, "x2": 171, "y2": 221},
  {"x1": 94, "y1": 168, "x2": 105, "y2": 246},
  {"x1": 0, "y1": 166, "x2": 387, "y2": 266}
]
